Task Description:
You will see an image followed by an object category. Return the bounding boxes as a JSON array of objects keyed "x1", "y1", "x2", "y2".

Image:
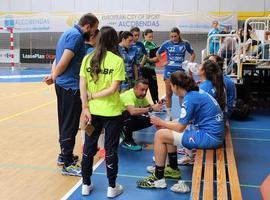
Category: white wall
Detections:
[{"x1": 0, "y1": 0, "x2": 269, "y2": 13}]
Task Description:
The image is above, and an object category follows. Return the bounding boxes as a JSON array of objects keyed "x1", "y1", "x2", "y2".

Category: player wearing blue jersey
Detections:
[
  {"x1": 157, "y1": 27, "x2": 195, "y2": 120},
  {"x1": 208, "y1": 55, "x2": 236, "y2": 117},
  {"x1": 208, "y1": 20, "x2": 220, "y2": 54},
  {"x1": 130, "y1": 27, "x2": 147, "y2": 73},
  {"x1": 118, "y1": 31, "x2": 138, "y2": 91},
  {"x1": 198, "y1": 60, "x2": 226, "y2": 112},
  {"x1": 137, "y1": 71, "x2": 224, "y2": 191}
]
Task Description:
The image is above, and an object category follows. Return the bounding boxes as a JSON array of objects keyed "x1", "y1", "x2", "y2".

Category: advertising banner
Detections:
[
  {"x1": 20, "y1": 49, "x2": 55, "y2": 63},
  {"x1": 0, "y1": 12, "x2": 237, "y2": 33}
]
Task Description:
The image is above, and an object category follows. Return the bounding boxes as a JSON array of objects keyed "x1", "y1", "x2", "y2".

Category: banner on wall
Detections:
[
  {"x1": 0, "y1": 13, "x2": 237, "y2": 33},
  {"x1": 0, "y1": 49, "x2": 20, "y2": 63},
  {"x1": 20, "y1": 49, "x2": 55, "y2": 63}
]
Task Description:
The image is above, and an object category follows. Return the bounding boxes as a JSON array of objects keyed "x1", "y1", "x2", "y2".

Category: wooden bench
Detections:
[{"x1": 191, "y1": 125, "x2": 242, "y2": 200}]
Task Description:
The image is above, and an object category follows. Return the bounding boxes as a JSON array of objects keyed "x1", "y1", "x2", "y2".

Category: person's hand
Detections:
[
  {"x1": 152, "y1": 103, "x2": 163, "y2": 112},
  {"x1": 42, "y1": 75, "x2": 54, "y2": 85},
  {"x1": 81, "y1": 107, "x2": 91, "y2": 127},
  {"x1": 150, "y1": 115, "x2": 163, "y2": 126}
]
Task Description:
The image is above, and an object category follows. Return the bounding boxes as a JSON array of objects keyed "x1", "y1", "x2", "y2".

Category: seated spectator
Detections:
[{"x1": 120, "y1": 78, "x2": 163, "y2": 151}]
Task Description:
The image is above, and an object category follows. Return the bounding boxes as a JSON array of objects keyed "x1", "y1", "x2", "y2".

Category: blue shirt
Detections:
[
  {"x1": 85, "y1": 43, "x2": 94, "y2": 54},
  {"x1": 178, "y1": 91, "x2": 224, "y2": 141},
  {"x1": 55, "y1": 25, "x2": 85, "y2": 90},
  {"x1": 118, "y1": 45, "x2": 137, "y2": 79},
  {"x1": 208, "y1": 28, "x2": 220, "y2": 54},
  {"x1": 199, "y1": 80, "x2": 217, "y2": 98},
  {"x1": 157, "y1": 40, "x2": 194, "y2": 69},
  {"x1": 224, "y1": 75, "x2": 236, "y2": 116},
  {"x1": 131, "y1": 41, "x2": 147, "y2": 65}
]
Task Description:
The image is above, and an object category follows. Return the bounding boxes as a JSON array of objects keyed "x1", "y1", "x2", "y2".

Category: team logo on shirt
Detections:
[
  {"x1": 180, "y1": 106, "x2": 187, "y2": 118},
  {"x1": 215, "y1": 113, "x2": 223, "y2": 122}
]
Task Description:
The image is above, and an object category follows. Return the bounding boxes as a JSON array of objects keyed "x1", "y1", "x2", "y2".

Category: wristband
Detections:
[{"x1": 148, "y1": 106, "x2": 153, "y2": 113}]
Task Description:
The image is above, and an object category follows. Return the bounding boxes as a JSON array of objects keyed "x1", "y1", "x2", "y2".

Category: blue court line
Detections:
[
  {"x1": 232, "y1": 137, "x2": 270, "y2": 142},
  {"x1": 231, "y1": 127, "x2": 270, "y2": 131},
  {"x1": 93, "y1": 171, "x2": 260, "y2": 189}
]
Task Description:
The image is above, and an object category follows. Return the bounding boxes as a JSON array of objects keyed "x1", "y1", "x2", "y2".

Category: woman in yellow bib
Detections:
[{"x1": 80, "y1": 26, "x2": 125, "y2": 198}]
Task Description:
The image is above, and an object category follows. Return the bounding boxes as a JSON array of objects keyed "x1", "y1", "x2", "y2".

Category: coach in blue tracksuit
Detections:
[
  {"x1": 44, "y1": 13, "x2": 99, "y2": 176},
  {"x1": 156, "y1": 27, "x2": 195, "y2": 121}
]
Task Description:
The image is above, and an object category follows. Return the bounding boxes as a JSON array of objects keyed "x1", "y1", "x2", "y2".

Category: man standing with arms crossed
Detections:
[{"x1": 44, "y1": 13, "x2": 99, "y2": 176}]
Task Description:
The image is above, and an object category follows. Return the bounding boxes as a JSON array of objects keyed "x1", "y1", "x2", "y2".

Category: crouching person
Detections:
[
  {"x1": 120, "y1": 78, "x2": 163, "y2": 151},
  {"x1": 137, "y1": 71, "x2": 224, "y2": 193}
]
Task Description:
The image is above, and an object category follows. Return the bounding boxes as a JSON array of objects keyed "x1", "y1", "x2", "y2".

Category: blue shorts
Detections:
[
  {"x1": 164, "y1": 66, "x2": 184, "y2": 80},
  {"x1": 181, "y1": 129, "x2": 223, "y2": 150}
]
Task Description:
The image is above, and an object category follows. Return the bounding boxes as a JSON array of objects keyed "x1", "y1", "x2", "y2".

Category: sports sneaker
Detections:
[
  {"x1": 82, "y1": 183, "x2": 94, "y2": 196},
  {"x1": 57, "y1": 154, "x2": 79, "y2": 166},
  {"x1": 170, "y1": 180, "x2": 190, "y2": 193},
  {"x1": 121, "y1": 141, "x2": 142, "y2": 151},
  {"x1": 146, "y1": 166, "x2": 181, "y2": 179},
  {"x1": 61, "y1": 164, "x2": 82, "y2": 177},
  {"x1": 177, "y1": 155, "x2": 194, "y2": 165},
  {"x1": 107, "y1": 183, "x2": 123, "y2": 198},
  {"x1": 177, "y1": 147, "x2": 187, "y2": 155},
  {"x1": 137, "y1": 174, "x2": 167, "y2": 189}
]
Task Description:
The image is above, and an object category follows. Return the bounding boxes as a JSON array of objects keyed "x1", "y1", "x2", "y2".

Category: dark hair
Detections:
[
  {"x1": 143, "y1": 29, "x2": 153, "y2": 37},
  {"x1": 170, "y1": 27, "x2": 182, "y2": 41},
  {"x1": 85, "y1": 29, "x2": 99, "y2": 42},
  {"x1": 90, "y1": 26, "x2": 120, "y2": 82},
  {"x1": 169, "y1": 71, "x2": 199, "y2": 92},
  {"x1": 211, "y1": 55, "x2": 224, "y2": 71},
  {"x1": 130, "y1": 27, "x2": 140, "y2": 33},
  {"x1": 204, "y1": 54, "x2": 224, "y2": 72},
  {"x1": 78, "y1": 13, "x2": 99, "y2": 27},
  {"x1": 135, "y1": 78, "x2": 149, "y2": 86},
  {"x1": 202, "y1": 60, "x2": 226, "y2": 110},
  {"x1": 118, "y1": 31, "x2": 133, "y2": 43}
]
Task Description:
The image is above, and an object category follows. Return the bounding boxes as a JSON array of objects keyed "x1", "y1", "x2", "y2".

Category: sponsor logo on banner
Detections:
[
  {"x1": 20, "y1": 49, "x2": 55, "y2": 64},
  {"x1": 0, "y1": 13, "x2": 237, "y2": 33},
  {"x1": 0, "y1": 49, "x2": 20, "y2": 63}
]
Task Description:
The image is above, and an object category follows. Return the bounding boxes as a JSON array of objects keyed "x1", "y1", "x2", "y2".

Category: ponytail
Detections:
[
  {"x1": 203, "y1": 60, "x2": 226, "y2": 110},
  {"x1": 170, "y1": 71, "x2": 199, "y2": 92}
]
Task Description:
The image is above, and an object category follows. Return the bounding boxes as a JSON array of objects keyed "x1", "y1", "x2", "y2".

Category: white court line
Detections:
[
  {"x1": 60, "y1": 158, "x2": 105, "y2": 200},
  {"x1": 0, "y1": 74, "x2": 49, "y2": 79}
]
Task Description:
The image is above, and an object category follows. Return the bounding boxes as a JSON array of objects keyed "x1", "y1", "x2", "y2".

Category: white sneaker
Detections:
[
  {"x1": 82, "y1": 183, "x2": 94, "y2": 196},
  {"x1": 170, "y1": 180, "x2": 190, "y2": 193},
  {"x1": 177, "y1": 155, "x2": 194, "y2": 165},
  {"x1": 107, "y1": 183, "x2": 123, "y2": 198}
]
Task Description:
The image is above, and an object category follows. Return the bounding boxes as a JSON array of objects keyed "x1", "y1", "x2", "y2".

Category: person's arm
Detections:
[
  {"x1": 80, "y1": 76, "x2": 91, "y2": 123},
  {"x1": 150, "y1": 115, "x2": 187, "y2": 132},
  {"x1": 190, "y1": 53, "x2": 196, "y2": 62},
  {"x1": 88, "y1": 80, "x2": 121, "y2": 100},
  {"x1": 140, "y1": 54, "x2": 147, "y2": 67},
  {"x1": 126, "y1": 103, "x2": 162, "y2": 116},
  {"x1": 133, "y1": 64, "x2": 139, "y2": 80},
  {"x1": 52, "y1": 49, "x2": 74, "y2": 80}
]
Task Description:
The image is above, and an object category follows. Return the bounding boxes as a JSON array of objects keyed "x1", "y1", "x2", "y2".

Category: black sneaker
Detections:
[{"x1": 57, "y1": 154, "x2": 79, "y2": 166}]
